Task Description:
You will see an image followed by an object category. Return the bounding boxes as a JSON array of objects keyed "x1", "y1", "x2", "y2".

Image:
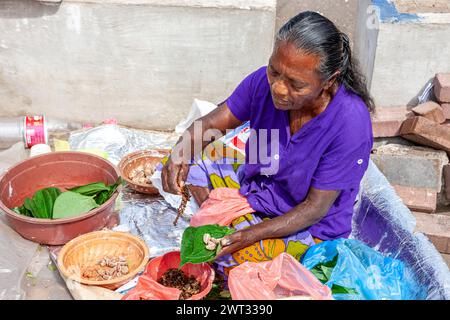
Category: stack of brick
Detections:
[{"x1": 371, "y1": 73, "x2": 450, "y2": 258}]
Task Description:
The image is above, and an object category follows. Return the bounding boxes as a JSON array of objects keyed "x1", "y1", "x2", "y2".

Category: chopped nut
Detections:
[
  {"x1": 203, "y1": 233, "x2": 211, "y2": 245},
  {"x1": 205, "y1": 242, "x2": 217, "y2": 251}
]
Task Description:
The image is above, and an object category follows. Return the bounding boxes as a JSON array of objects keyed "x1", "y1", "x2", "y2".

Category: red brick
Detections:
[
  {"x1": 444, "y1": 165, "x2": 450, "y2": 202},
  {"x1": 412, "y1": 101, "x2": 446, "y2": 124},
  {"x1": 371, "y1": 106, "x2": 413, "y2": 138},
  {"x1": 413, "y1": 211, "x2": 450, "y2": 254},
  {"x1": 393, "y1": 185, "x2": 437, "y2": 213},
  {"x1": 400, "y1": 116, "x2": 450, "y2": 153},
  {"x1": 441, "y1": 103, "x2": 450, "y2": 120},
  {"x1": 435, "y1": 73, "x2": 450, "y2": 103}
]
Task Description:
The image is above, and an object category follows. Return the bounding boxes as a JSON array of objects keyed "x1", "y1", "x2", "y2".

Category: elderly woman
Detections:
[{"x1": 162, "y1": 11, "x2": 373, "y2": 273}]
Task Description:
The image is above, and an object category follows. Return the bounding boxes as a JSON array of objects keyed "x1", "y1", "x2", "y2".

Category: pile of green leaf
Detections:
[
  {"x1": 310, "y1": 254, "x2": 358, "y2": 295},
  {"x1": 12, "y1": 178, "x2": 122, "y2": 220},
  {"x1": 180, "y1": 225, "x2": 234, "y2": 267}
]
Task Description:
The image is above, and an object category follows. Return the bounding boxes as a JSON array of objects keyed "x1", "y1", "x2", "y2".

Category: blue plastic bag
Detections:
[{"x1": 301, "y1": 239, "x2": 426, "y2": 300}]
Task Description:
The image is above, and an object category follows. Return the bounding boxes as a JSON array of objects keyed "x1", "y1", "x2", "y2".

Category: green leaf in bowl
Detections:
[{"x1": 52, "y1": 191, "x2": 99, "y2": 219}]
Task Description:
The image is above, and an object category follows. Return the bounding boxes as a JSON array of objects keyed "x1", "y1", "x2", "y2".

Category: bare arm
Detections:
[
  {"x1": 217, "y1": 187, "x2": 340, "y2": 257},
  {"x1": 162, "y1": 102, "x2": 243, "y2": 194}
]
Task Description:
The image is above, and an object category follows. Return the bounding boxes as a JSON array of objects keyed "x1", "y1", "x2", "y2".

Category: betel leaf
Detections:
[
  {"x1": 309, "y1": 254, "x2": 358, "y2": 296},
  {"x1": 331, "y1": 284, "x2": 359, "y2": 295},
  {"x1": 94, "y1": 190, "x2": 110, "y2": 205},
  {"x1": 180, "y1": 225, "x2": 235, "y2": 267},
  {"x1": 15, "y1": 187, "x2": 62, "y2": 219},
  {"x1": 13, "y1": 206, "x2": 32, "y2": 217},
  {"x1": 68, "y1": 182, "x2": 110, "y2": 196},
  {"x1": 310, "y1": 267, "x2": 328, "y2": 283},
  {"x1": 311, "y1": 255, "x2": 338, "y2": 284},
  {"x1": 30, "y1": 188, "x2": 62, "y2": 219},
  {"x1": 320, "y1": 265, "x2": 334, "y2": 281},
  {"x1": 52, "y1": 191, "x2": 99, "y2": 219},
  {"x1": 70, "y1": 178, "x2": 122, "y2": 205}
]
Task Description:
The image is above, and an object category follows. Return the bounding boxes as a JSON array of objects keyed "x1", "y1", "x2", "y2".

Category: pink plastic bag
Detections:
[
  {"x1": 190, "y1": 188, "x2": 255, "y2": 227},
  {"x1": 122, "y1": 251, "x2": 215, "y2": 300},
  {"x1": 228, "y1": 253, "x2": 333, "y2": 300}
]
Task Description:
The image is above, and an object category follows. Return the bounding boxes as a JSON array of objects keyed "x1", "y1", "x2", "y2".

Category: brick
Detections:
[
  {"x1": 371, "y1": 106, "x2": 413, "y2": 138},
  {"x1": 393, "y1": 185, "x2": 437, "y2": 213},
  {"x1": 413, "y1": 211, "x2": 450, "y2": 254},
  {"x1": 412, "y1": 101, "x2": 446, "y2": 124},
  {"x1": 371, "y1": 144, "x2": 449, "y2": 191},
  {"x1": 442, "y1": 254, "x2": 450, "y2": 269},
  {"x1": 444, "y1": 165, "x2": 450, "y2": 202},
  {"x1": 435, "y1": 73, "x2": 450, "y2": 103},
  {"x1": 372, "y1": 137, "x2": 415, "y2": 150},
  {"x1": 400, "y1": 116, "x2": 450, "y2": 153},
  {"x1": 441, "y1": 103, "x2": 450, "y2": 120}
]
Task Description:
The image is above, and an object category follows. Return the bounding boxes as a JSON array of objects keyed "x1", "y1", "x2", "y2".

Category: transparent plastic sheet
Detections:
[
  {"x1": 352, "y1": 160, "x2": 450, "y2": 300},
  {"x1": 117, "y1": 188, "x2": 190, "y2": 258},
  {"x1": 68, "y1": 124, "x2": 179, "y2": 165}
]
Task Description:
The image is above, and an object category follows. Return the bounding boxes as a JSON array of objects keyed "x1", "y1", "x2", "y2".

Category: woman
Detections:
[{"x1": 162, "y1": 11, "x2": 374, "y2": 271}]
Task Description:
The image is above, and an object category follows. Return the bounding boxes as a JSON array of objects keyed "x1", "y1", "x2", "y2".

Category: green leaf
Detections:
[
  {"x1": 180, "y1": 225, "x2": 234, "y2": 267},
  {"x1": 94, "y1": 190, "x2": 110, "y2": 205},
  {"x1": 310, "y1": 254, "x2": 339, "y2": 284},
  {"x1": 68, "y1": 182, "x2": 109, "y2": 196},
  {"x1": 24, "y1": 198, "x2": 33, "y2": 212},
  {"x1": 310, "y1": 267, "x2": 328, "y2": 283},
  {"x1": 322, "y1": 254, "x2": 339, "y2": 268},
  {"x1": 71, "y1": 178, "x2": 121, "y2": 205},
  {"x1": 13, "y1": 205, "x2": 32, "y2": 217},
  {"x1": 52, "y1": 191, "x2": 99, "y2": 219},
  {"x1": 331, "y1": 284, "x2": 359, "y2": 295},
  {"x1": 24, "y1": 187, "x2": 62, "y2": 219},
  {"x1": 320, "y1": 265, "x2": 333, "y2": 281}
]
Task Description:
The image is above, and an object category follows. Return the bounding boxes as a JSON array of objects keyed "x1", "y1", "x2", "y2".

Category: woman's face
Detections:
[{"x1": 267, "y1": 41, "x2": 325, "y2": 111}]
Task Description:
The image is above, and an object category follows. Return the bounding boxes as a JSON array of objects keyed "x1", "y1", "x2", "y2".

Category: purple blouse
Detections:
[{"x1": 226, "y1": 66, "x2": 373, "y2": 240}]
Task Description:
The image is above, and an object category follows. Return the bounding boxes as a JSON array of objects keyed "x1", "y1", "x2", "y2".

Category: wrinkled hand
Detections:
[
  {"x1": 161, "y1": 156, "x2": 190, "y2": 195},
  {"x1": 216, "y1": 229, "x2": 258, "y2": 258}
]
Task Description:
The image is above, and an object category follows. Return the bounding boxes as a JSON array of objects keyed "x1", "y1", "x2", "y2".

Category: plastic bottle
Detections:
[{"x1": 0, "y1": 115, "x2": 84, "y2": 149}]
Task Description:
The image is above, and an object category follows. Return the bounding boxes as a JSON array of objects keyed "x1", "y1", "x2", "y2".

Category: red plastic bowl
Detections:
[
  {"x1": 122, "y1": 251, "x2": 215, "y2": 300},
  {"x1": 0, "y1": 151, "x2": 121, "y2": 245}
]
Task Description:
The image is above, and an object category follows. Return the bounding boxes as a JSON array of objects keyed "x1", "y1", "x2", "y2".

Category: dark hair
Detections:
[{"x1": 276, "y1": 11, "x2": 375, "y2": 112}]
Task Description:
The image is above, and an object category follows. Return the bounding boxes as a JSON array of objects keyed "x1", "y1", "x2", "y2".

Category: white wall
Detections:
[{"x1": 0, "y1": 0, "x2": 276, "y2": 130}]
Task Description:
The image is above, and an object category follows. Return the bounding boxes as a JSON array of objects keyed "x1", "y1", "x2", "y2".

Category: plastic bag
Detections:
[
  {"x1": 175, "y1": 99, "x2": 218, "y2": 134},
  {"x1": 122, "y1": 251, "x2": 214, "y2": 300},
  {"x1": 228, "y1": 253, "x2": 333, "y2": 300},
  {"x1": 301, "y1": 238, "x2": 426, "y2": 300},
  {"x1": 190, "y1": 188, "x2": 254, "y2": 227},
  {"x1": 180, "y1": 225, "x2": 234, "y2": 266}
]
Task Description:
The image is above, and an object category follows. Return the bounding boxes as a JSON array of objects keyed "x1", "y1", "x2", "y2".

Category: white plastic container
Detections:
[{"x1": 30, "y1": 143, "x2": 52, "y2": 157}]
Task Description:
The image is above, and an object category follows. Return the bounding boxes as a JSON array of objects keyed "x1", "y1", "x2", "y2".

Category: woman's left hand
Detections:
[{"x1": 216, "y1": 229, "x2": 259, "y2": 258}]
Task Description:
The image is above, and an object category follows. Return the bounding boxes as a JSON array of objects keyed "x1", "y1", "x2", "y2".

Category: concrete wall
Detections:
[
  {"x1": 275, "y1": 0, "x2": 359, "y2": 47},
  {"x1": 358, "y1": 0, "x2": 450, "y2": 108},
  {"x1": 0, "y1": 0, "x2": 276, "y2": 130}
]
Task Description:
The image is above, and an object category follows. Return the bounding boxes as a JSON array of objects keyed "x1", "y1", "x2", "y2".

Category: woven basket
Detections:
[
  {"x1": 118, "y1": 149, "x2": 170, "y2": 195},
  {"x1": 57, "y1": 230, "x2": 150, "y2": 290}
]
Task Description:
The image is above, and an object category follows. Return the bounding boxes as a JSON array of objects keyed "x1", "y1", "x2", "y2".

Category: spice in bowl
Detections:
[
  {"x1": 157, "y1": 268, "x2": 201, "y2": 300},
  {"x1": 81, "y1": 256, "x2": 130, "y2": 281},
  {"x1": 128, "y1": 162, "x2": 157, "y2": 186}
]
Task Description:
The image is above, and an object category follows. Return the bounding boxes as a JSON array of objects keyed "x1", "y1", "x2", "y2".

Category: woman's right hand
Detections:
[{"x1": 161, "y1": 156, "x2": 190, "y2": 195}]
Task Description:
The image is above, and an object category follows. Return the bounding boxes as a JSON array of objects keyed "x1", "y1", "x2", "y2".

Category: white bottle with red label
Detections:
[{"x1": 0, "y1": 116, "x2": 84, "y2": 149}]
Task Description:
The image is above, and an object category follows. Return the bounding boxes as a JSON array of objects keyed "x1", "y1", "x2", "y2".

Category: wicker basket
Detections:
[
  {"x1": 118, "y1": 149, "x2": 170, "y2": 195},
  {"x1": 57, "y1": 230, "x2": 150, "y2": 290}
]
